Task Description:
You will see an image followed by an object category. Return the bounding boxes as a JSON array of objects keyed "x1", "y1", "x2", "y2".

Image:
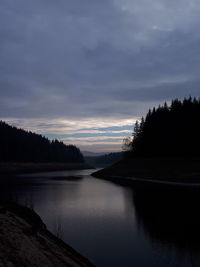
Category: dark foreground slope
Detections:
[{"x1": 0, "y1": 201, "x2": 94, "y2": 267}]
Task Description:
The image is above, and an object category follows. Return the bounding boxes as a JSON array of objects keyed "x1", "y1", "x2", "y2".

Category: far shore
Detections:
[{"x1": 0, "y1": 162, "x2": 93, "y2": 175}]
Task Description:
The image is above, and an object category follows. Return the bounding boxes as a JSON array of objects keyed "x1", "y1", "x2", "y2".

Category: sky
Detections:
[{"x1": 0, "y1": 0, "x2": 200, "y2": 152}]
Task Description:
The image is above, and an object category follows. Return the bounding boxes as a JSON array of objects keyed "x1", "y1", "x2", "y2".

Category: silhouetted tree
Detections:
[
  {"x1": 129, "y1": 97, "x2": 200, "y2": 157},
  {"x1": 133, "y1": 120, "x2": 140, "y2": 138}
]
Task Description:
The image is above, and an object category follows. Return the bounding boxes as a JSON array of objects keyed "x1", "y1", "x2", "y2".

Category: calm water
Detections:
[{"x1": 2, "y1": 169, "x2": 200, "y2": 267}]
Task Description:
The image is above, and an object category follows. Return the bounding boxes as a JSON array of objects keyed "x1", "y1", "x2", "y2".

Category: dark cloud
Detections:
[{"x1": 0, "y1": 0, "x2": 200, "y2": 121}]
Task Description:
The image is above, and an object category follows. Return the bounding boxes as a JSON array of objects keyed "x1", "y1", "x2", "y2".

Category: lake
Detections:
[{"x1": 1, "y1": 168, "x2": 200, "y2": 267}]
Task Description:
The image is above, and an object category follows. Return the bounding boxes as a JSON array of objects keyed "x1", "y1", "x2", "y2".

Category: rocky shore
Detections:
[{"x1": 0, "y1": 202, "x2": 95, "y2": 267}]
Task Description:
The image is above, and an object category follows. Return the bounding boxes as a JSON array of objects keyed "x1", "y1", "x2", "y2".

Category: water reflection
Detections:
[
  {"x1": 2, "y1": 170, "x2": 200, "y2": 266},
  {"x1": 132, "y1": 186, "x2": 200, "y2": 265}
]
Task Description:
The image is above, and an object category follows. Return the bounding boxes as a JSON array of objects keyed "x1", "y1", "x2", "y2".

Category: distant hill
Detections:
[
  {"x1": 82, "y1": 151, "x2": 107, "y2": 157},
  {"x1": 0, "y1": 121, "x2": 84, "y2": 163},
  {"x1": 95, "y1": 152, "x2": 123, "y2": 165},
  {"x1": 85, "y1": 152, "x2": 123, "y2": 167}
]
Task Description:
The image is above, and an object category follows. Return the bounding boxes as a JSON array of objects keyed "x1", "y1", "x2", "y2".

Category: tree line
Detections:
[
  {"x1": 0, "y1": 121, "x2": 84, "y2": 163},
  {"x1": 128, "y1": 97, "x2": 200, "y2": 157}
]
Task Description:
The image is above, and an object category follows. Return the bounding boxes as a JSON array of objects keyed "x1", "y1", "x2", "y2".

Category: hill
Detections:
[
  {"x1": 85, "y1": 152, "x2": 123, "y2": 167},
  {"x1": 0, "y1": 121, "x2": 84, "y2": 163},
  {"x1": 93, "y1": 97, "x2": 200, "y2": 184},
  {"x1": 82, "y1": 151, "x2": 106, "y2": 157}
]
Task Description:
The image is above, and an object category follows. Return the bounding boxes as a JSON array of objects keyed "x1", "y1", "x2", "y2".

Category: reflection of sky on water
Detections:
[{"x1": 1, "y1": 169, "x2": 200, "y2": 266}]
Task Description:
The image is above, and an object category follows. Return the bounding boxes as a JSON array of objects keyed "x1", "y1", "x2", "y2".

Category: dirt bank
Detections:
[{"x1": 0, "y1": 202, "x2": 95, "y2": 267}]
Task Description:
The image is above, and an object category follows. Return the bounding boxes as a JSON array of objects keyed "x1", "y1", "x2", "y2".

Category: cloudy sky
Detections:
[{"x1": 1, "y1": 0, "x2": 200, "y2": 152}]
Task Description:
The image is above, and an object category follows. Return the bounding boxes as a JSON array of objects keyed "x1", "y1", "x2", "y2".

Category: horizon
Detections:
[{"x1": 1, "y1": 1, "x2": 200, "y2": 152}]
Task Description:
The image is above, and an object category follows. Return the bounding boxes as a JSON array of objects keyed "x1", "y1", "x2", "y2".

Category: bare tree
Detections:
[{"x1": 122, "y1": 136, "x2": 132, "y2": 152}]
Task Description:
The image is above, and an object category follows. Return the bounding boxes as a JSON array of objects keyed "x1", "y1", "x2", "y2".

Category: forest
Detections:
[
  {"x1": 0, "y1": 121, "x2": 84, "y2": 163},
  {"x1": 129, "y1": 97, "x2": 200, "y2": 157}
]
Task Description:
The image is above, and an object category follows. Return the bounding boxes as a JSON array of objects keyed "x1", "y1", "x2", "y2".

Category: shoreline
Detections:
[
  {"x1": 92, "y1": 157, "x2": 200, "y2": 187},
  {"x1": 0, "y1": 162, "x2": 93, "y2": 175},
  {"x1": 92, "y1": 173, "x2": 200, "y2": 189}
]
